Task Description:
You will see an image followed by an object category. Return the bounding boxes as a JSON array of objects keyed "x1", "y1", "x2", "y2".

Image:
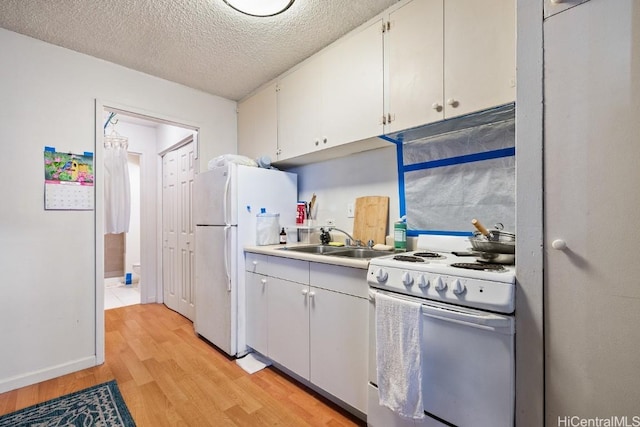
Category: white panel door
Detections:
[
  {"x1": 177, "y1": 143, "x2": 196, "y2": 320},
  {"x1": 162, "y1": 150, "x2": 179, "y2": 312},
  {"x1": 163, "y1": 141, "x2": 195, "y2": 320}
]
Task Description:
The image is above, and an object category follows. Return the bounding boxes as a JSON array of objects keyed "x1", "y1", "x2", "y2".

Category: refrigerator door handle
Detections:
[
  {"x1": 224, "y1": 225, "x2": 232, "y2": 292},
  {"x1": 223, "y1": 168, "x2": 231, "y2": 226}
]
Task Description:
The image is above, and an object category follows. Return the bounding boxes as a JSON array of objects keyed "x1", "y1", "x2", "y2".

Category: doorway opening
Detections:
[
  {"x1": 104, "y1": 151, "x2": 142, "y2": 309},
  {"x1": 98, "y1": 106, "x2": 198, "y2": 312}
]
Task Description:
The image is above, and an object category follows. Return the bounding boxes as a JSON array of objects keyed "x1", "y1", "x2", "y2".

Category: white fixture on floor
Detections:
[{"x1": 132, "y1": 262, "x2": 141, "y2": 284}]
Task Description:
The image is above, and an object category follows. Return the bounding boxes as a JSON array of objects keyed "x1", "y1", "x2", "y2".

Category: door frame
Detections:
[{"x1": 94, "y1": 99, "x2": 200, "y2": 364}]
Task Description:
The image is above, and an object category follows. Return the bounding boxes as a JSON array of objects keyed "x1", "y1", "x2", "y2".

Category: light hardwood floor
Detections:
[{"x1": 0, "y1": 304, "x2": 365, "y2": 426}]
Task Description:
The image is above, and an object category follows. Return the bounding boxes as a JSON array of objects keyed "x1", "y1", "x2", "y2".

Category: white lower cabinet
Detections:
[
  {"x1": 244, "y1": 253, "x2": 368, "y2": 415},
  {"x1": 309, "y1": 286, "x2": 369, "y2": 414},
  {"x1": 245, "y1": 271, "x2": 268, "y2": 356},
  {"x1": 268, "y1": 276, "x2": 310, "y2": 379}
]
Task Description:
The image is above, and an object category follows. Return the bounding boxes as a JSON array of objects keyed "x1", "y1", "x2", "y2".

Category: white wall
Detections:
[
  {"x1": 0, "y1": 28, "x2": 236, "y2": 393},
  {"x1": 288, "y1": 145, "x2": 399, "y2": 241}
]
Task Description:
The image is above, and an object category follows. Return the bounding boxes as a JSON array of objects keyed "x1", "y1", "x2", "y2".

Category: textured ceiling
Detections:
[{"x1": 0, "y1": 0, "x2": 398, "y2": 101}]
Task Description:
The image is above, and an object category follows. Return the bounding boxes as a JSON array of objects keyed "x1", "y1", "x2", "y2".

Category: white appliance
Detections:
[
  {"x1": 367, "y1": 235, "x2": 515, "y2": 427},
  {"x1": 193, "y1": 163, "x2": 297, "y2": 357}
]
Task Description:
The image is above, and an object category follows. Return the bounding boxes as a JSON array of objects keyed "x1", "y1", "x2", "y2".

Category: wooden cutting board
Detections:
[{"x1": 352, "y1": 196, "x2": 389, "y2": 245}]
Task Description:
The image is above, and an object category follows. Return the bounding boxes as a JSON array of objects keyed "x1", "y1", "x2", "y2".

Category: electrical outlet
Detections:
[
  {"x1": 347, "y1": 203, "x2": 354, "y2": 218},
  {"x1": 326, "y1": 218, "x2": 335, "y2": 226}
]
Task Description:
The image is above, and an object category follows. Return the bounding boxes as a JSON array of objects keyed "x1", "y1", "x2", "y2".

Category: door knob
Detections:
[{"x1": 551, "y1": 239, "x2": 567, "y2": 250}]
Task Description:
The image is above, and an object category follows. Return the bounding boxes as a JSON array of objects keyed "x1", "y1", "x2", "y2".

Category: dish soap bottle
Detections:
[
  {"x1": 394, "y1": 216, "x2": 407, "y2": 251},
  {"x1": 279, "y1": 227, "x2": 287, "y2": 244}
]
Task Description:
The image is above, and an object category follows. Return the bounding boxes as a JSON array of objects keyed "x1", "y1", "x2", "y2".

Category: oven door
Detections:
[{"x1": 368, "y1": 290, "x2": 515, "y2": 427}]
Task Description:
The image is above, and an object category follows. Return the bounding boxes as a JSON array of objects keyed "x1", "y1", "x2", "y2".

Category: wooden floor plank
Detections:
[{"x1": 0, "y1": 303, "x2": 365, "y2": 426}]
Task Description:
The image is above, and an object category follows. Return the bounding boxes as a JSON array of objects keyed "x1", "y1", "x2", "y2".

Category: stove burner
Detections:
[
  {"x1": 451, "y1": 262, "x2": 506, "y2": 271},
  {"x1": 393, "y1": 255, "x2": 426, "y2": 263},
  {"x1": 413, "y1": 251, "x2": 445, "y2": 259}
]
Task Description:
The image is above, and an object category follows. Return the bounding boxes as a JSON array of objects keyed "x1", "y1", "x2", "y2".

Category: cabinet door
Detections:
[
  {"x1": 277, "y1": 55, "x2": 323, "y2": 161},
  {"x1": 322, "y1": 18, "x2": 384, "y2": 147},
  {"x1": 444, "y1": 0, "x2": 515, "y2": 118},
  {"x1": 245, "y1": 271, "x2": 268, "y2": 355},
  {"x1": 386, "y1": 0, "x2": 444, "y2": 133},
  {"x1": 238, "y1": 82, "x2": 278, "y2": 161},
  {"x1": 267, "y1": 278, "x2": 310, "y2": 379},
  {"x1": 310, "y1": 287, "x2": 369, "y2": 413}
]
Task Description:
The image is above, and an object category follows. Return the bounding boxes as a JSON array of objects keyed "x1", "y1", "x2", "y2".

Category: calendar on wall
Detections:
[{"x1": 43, "y1": 148, "x2": 94, "y2": 210}]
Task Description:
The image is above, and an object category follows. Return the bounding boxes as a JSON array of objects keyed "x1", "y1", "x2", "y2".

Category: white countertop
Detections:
[{"x1": 244, "y1": 243, "x2": 373, "y2": 270}]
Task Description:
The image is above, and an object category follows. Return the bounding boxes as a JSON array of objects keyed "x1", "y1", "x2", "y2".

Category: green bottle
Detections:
[{"x1": 394, "y1": 217, "x2": 407, "y2": 251}]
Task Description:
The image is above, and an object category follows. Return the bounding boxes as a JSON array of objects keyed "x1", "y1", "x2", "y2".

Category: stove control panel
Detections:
[{"x1": 367, "y1": 265, "x2": 514, "y2": 313}]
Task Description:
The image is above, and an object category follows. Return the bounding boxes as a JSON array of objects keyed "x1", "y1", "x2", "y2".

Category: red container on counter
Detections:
[{"x1": 296, "y1": 202, "x2": 306, "y2": 225}]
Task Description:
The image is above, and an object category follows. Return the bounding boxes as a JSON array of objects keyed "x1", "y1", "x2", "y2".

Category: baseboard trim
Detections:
[{"x1": 0, "y1": 356, "x2": 98, "y2": 394}]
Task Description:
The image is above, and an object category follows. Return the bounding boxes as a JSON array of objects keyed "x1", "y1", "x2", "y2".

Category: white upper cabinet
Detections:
[
  {"x1": 237, "y1": 82, "x2": 278, "y2": 161},
  {"x1": 238, "y1": 0, "x2": 516, "y2": 164},
  {"x1": 320, "y1": 19, "x2": 384, "y2": 149},
  {"x1": 443, "y1": 0, "x2": 515, "y2": 118},
  {"x1": 385, "y1": 0, "x2": 444, "y2": 133},
  {"x1": 277, "y1": 19, "x2": 384, "y2": 162},
  {"x1": 277, "y1": 54, "x2": 324, "y2": 161},
  {"x1": 384, "y1": 0, "x2": 515, "y2": 132}
]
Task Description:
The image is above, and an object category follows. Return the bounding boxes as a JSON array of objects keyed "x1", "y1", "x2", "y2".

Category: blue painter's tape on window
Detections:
[{"x1": 404, "y1": 147, "x2": 515, "y2": 172}]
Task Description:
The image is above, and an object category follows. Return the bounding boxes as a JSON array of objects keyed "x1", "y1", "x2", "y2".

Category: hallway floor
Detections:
[{"x1": 104, "y1": 277, "x2": 140, "y2": 309}]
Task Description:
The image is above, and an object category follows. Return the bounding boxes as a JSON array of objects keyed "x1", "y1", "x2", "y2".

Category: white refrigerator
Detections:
[{"x1": 193, "y1": 163, "x2": 297, "y2": 357}]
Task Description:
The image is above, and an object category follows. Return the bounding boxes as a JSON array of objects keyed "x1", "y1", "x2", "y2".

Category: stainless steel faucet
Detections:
[{"x1": 327, "y1": 227, "x2": 361, "y2": 246}]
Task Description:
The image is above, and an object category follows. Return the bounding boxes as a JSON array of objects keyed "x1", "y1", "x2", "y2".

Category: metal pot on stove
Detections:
[{"x1": 469, "y1": 219, "x2": 515, "y2": 264}]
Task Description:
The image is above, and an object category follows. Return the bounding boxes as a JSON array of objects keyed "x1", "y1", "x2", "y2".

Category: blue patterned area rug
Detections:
[{"x1": 0, "y1": 380, "x2": 136, "y2": 426}]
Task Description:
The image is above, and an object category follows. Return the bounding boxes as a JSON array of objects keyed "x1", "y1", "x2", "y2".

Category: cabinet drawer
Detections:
[
  {"x1": 267, "y1": 256, "x2": 309, "y2": 284},
  {"x1": 245, "y1": 253, "x2": 269, "y2": 274},
  {"x1": 309, "y1": 263, "x2": 368, "y2": 298}
]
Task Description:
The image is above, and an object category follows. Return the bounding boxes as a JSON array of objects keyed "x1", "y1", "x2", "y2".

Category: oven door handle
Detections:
[{"x1": 421, "y1": 304, "x2": 514, "y2": 332}]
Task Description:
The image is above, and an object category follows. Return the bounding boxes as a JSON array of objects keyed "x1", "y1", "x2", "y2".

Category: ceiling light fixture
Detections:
[{"x1": 223, "y1": 0, "x2": 295, "y2": 17}]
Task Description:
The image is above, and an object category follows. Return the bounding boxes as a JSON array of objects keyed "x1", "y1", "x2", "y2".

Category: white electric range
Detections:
[{"x1": 367, "y1": 235, "x2": 515, "y2": 427}]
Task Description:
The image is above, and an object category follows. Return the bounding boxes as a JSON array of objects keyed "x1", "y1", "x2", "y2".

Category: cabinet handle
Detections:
[
  {"x1": 314, "y1": 139, "x2": 319, "y2": 146},
  {"x1": 447, "y1": 98, "x2": 459, "y2": 108},
  {"x1": 387, "y1": 113, "x2": 392, "y2": 124},
  {"x1": 551, "y1": 239, "x2": 567, "y2": 250},
  {"x1": 252, "y1": 260, "x2": 258, "y2": 266},
  {"x1": 382, "y1": 115, "x2": 387, "y2": 125},
  {"x1": 322, "y1": 137, "x2": 327, "y2": 144},
  {"x1": 260, "y1": 278, "x2": 267, "y2": 284},
  {"x1": 301, "y1": 289, "x2": 309, "y2": 296},
  {"x1": 308, "y1": 291, "x2": 315, "y2": 299},
  {"x1": 432, "y1": 102, "x2": 442, "y2": 112}
]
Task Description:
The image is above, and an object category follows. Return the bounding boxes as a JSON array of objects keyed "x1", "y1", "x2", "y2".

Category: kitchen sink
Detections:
[
  {"x1": 330, "y1": 248, "x2": 389, "y2": 259},
  {"x1": 279, "y1": 245, "x2": 391, "y2": 259},
  {"x1": 279, "y1": 245, "x2": 348, "y2": 254}
]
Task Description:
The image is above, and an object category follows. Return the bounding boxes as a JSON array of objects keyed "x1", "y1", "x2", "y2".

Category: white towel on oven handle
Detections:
[{"x1": 374, "y1": 290, "x2": 425, "y2": 420}]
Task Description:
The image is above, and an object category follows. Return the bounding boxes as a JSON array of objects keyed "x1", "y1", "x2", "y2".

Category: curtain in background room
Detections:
[{"x1": 104, "y1": 128, "x2": 130, "y2": 234}]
